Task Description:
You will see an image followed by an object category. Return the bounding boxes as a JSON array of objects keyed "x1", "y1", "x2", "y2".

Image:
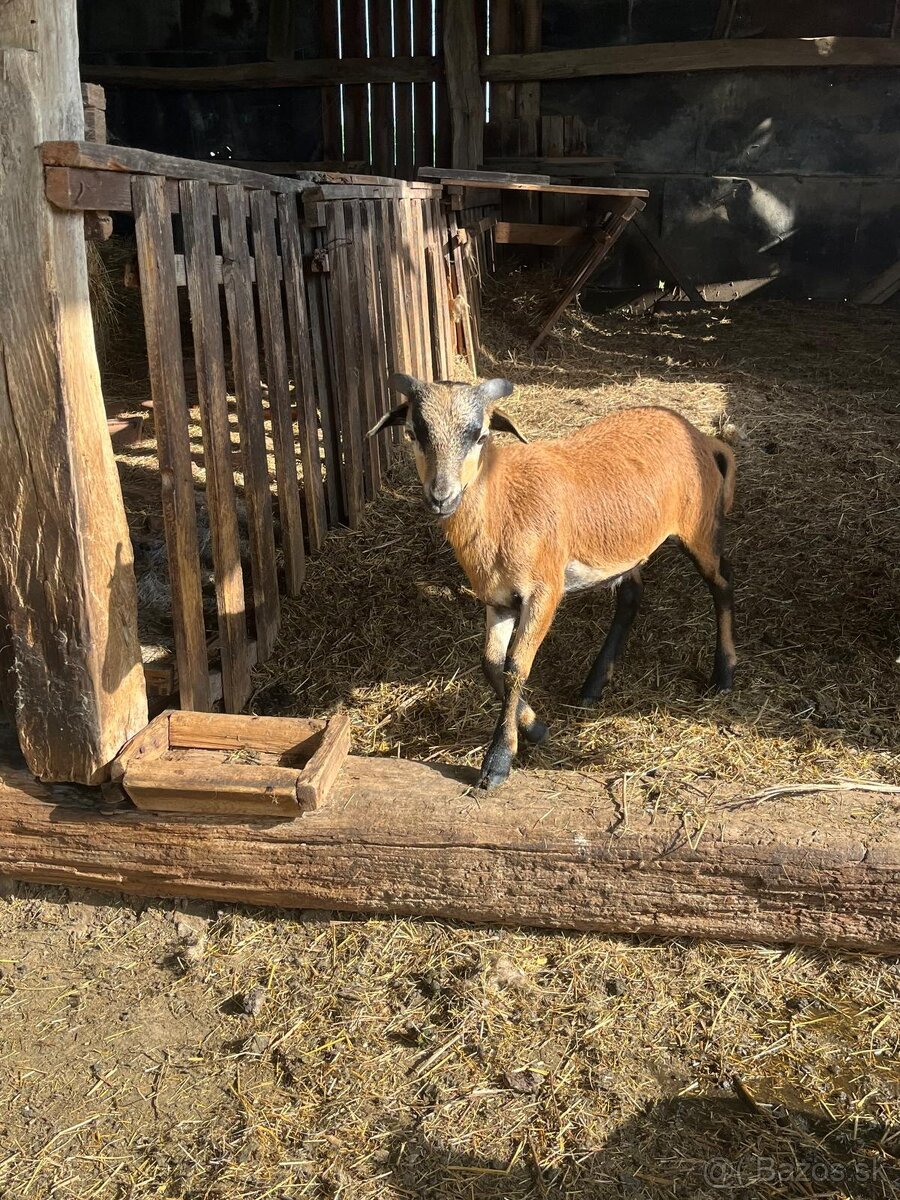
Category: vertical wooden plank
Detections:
[
  {"x1": 342, "y1": 0, "x2": 370, "y2": 166},
  {"x1": 249, "y1": 189, "x2": 306, "y2": 595},
  {"x1": 132, "y1": 175, "x2": 211, "y2": 712},
  {"x1": 444, "y1": 0, "x2": 485, "y2": 169},
  {"x1": 394, "y1": 0, "x2": 414, "y2": 178},
  {"x1": 217, "y1": 184, "x2": 280, "y2": 661},
  {"x1": 345, "y1": 200, "x2": 382, "y2": 496},
  {"x1": 180, "y1": 178, "x2": 252, "y2": 713},
  {"x1": 277, "y1": 193, "x2": 328, "y2": 552},
  {"x1": 267, "y1": 0, "x2": 296, "y2": 60},
  {"x1": 490, "y1": 0, "x2": 515, "y2": 124},
  {"x1": 324, "y1": 201, "x2": 366, "y2": 525},
  {"x1": 301, "y1": 217, "x2": 344, "y2": 526},
  {"x1": 365, "y1": 199, "x2": 397, "y2": 463},
  {"x1": 414, "y1": 0, "x2": 435, "y2": 169},
  {"x1": 401, "y1": 199, "x2": 434, "y2": 379},
  {"x1": 359, "y1": 200, "x2": 392, "y2": 473},
  {"x1": 541, "y1": 115, "x2": 567, "y2": 225},
  {"x1": 434, "y1": 0, "x2": 453, "y2": 168},
  {"x1": 370, "y1": 0, "x2": 394, "y2": 175},
  {"x1": 447, "y1": 210, "x2": 478, "y2": 372},
  {"x1": 321, "y1": 0, "x2": 342, "y2": 161},
  {"x1": 384, "y1": 199, "x2": 415, "y2": 377},
  {"x1": 0, "y1": 4, "x2": 147, "y2": 783},
  {"x1": 517, "y1": 0, "x2": 541, "y2": 122},
  {"x1": 424, "y1": 198, "x2": 455, "y2": 377}
]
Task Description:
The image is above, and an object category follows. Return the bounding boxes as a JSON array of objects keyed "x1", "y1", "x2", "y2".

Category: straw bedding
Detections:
[{"x1": 4, "y1": 262, "x2": 888, "y2": 1199}]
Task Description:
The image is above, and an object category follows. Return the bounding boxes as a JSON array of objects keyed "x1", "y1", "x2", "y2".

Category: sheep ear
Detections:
[
  {"x1": 489, "y1": 408, "x2": 528, "y2": 443},
  {"x1": 388, "y1": 372, "x2": 421, "y2": 396},
  {"x1": 477, "y1": 378, "x2": 514, "y2": 403},
  {"x1": 367, "y1": 402, "x2": 408, "y2": 438}
]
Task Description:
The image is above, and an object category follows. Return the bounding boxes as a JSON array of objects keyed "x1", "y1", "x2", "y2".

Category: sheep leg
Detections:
[
  {"x1": 482, "y1": 606, "x2": 549, "y2": 745},
  {"x1": 477, "y1": 583, "x2": 561, "y2": 790},
  {"x1": 580, "y1": 568, "x2": 643, "y2": 705},
  {"x1": 685, "y1": 544, "x2": 737, "y2": 692}
]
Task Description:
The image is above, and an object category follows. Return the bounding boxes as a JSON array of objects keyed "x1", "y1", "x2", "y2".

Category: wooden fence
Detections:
[{"x1": 44, "y1": 142, "x2": 475, "y2": 716}]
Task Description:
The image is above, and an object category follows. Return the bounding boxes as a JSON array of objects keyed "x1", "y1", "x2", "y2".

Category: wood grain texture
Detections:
[
  {"x1": 179, "y1": 179, "x2": 253, "y2": 712},
  {"x1": 444, "y1": 0, "x2": 485, "y2": 169},
  {"x1": 495, "y1": 220, "x2": 585, "y2": 246},
  {"x1": 249, "y1": 190, "x2": 306, "y2": 594},
  {"x1": 277, "y1": 194, "x2": 327, "y2": 551},
  {"x1": 0, "y1": 4, "x2": 146, "y2": 783},
  {"x1": 0, "y1": 739, "x2": 896, "y2": 951},
  {"x1": 81, "y1": 55, "x2": 440, "y2": 90},
  {"x1": 483, "y1": 37, "x2": 900, "y2": 82},
  {"x1": 217, "y1": 185, "x2": 280, "y2": 659},
  {"x1": 344, "y1": 202, "x2": 381, "y2": 498},
  {"x1": 133, "y1": 175, "x2": 211, "y2": 712},
  {"x1": 394, "y1": 0, "x2": 415, "y2": 178},
  {"x1": 324, "y1": 202, "x2": 366, "y2": 525}
]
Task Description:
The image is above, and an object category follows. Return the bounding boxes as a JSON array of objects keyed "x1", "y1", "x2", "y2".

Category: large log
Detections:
[
  {"x1": 0, "y1": 731, "x2": 896, "y2": 952},
  {"x1": 0, "y1": 1, "x2": 147, "y2": 782}
]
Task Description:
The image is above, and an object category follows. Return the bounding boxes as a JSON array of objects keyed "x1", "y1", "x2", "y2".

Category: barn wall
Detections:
[
  {"x1": 77, "y1": 0, "x2": 324, "y2": 163},
  {"x1": 542, "y1": 0, "x2": 900, "y2": 299}
]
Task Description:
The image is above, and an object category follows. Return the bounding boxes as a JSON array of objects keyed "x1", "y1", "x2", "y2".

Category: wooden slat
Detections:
[
  {"x1": 362, "y1": 200, "x2": 393, "y2": 472},
  {"x1": 345, "y1": 201, "x2": 382, "y2": 497},
  {"x1": 341, "y1": 0, "x2": 369, "y2": 167},
  {"x1": 489, "y1": 0, "x2": 515, "y2": 123},
  {"x1": 438, "y1": 175, "x2": 648, "y2": 198},
  {"x1": 267, "y1": 0, "x2": 296, "y2": 61},
  {"x1": 483, "y1": 37, "x2": 900, "y2": 81},
  {"x1": 516, "y1": 0, "x2": 542, "y2": 121},
  {"x1": 444, "y1": 0, "x2": 484, "y2": 169},
  {"x1": 447, "y1": 210, "x2": 478, "y2": 371},
  {"x1": 168, "y1": 710, "x2": 322, "y2": 753},
  {"x1": 132, "y1": 175, "x2": 210, "y2": 711},
  {"x1": 217, "y1": 184, "x2": 280, "y2": 660},
  {"x1": 418, "y1": 164, "x2": 551, "y2": 185},
  {"x1": 301, "y1": 219, "x2": 344, "y2": 526},
  {"x1": 495, "y1": 219, "x2": 585, "y2": 246},
  {"x1": 277, "y1": 193, "x2": 327, "y2": 551},
  {"x1": 81, "y1": 54, "x2": 440, "y2": 89},
  {"x1": 179, "y1": 179, "x2": 253, "y2": 713},
  {"x1": 540, "y1": 115, "x2": 567, "y2": 225},
  {"x1": 426, "y1": 199, "x2": 456, "y2": 377},
  {"x1": 434, "y1": 0, "x2": 453, "y2": 170},
  {"x1": 383, "y1": 200, "x2": 415, "y2": 379},
  {"x1": 394, "y1": 0, "x2": 414, "y2": 178},
  {"x1": 370, "y1": 0, "x2": 394, "y2": 176},
  {"x1": 324, "y1": 202, "x2": 366, "y2": 525},
  {"x1": 320, "y1": 0, "x2": 342, "y2": 161},
  {"x1": 414, "y1": 0, "x2": 435, "y2": 168},
  {"x1": 364, "y1": 199, "x2": 400, "y2": 460},
  {"x1": 399, "y1": 199, "x2": 433, "y2": 379},
  {"x1": 249, "y1": 190, "x2": 306, "y2": 594}
]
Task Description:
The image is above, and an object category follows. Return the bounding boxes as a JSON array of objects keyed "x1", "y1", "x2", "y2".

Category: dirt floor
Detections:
[{"x1": 1, "y1": 284, "x2": 897, "y2": 1199}]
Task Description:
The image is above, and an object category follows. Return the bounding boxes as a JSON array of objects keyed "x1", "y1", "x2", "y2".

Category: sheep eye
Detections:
[{"x1": 476, "y1": 431, "x2": 489, "y2": 446}]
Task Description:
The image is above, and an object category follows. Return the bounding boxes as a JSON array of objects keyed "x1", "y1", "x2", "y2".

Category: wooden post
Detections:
[
  {"x1": 0, "y1": 0, "x2": 147, "y2": 782},
  {"x1": 443, "y1": 0, "x2": 485, "y2": 169}
]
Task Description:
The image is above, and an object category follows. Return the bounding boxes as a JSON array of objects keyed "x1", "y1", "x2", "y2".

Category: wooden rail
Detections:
[{"x1": 45, "y1": 142, "x2": 469, "y2": 715}]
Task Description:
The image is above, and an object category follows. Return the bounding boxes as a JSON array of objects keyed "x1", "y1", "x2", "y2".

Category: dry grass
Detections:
[
  {"x1": 0, "y1": 888, "x2": 897, "y2": 1198},
  {"x1": 255, "y1": 276, "x2": 900, "y2": 807},
  {"x1": 8, "y1": 268, "x2": 893, "y2": 1199}
]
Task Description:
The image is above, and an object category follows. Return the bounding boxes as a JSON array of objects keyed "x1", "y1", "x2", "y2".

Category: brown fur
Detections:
[
  {"x1": 445, "y1": 406, "x2": 733, "y2": 606},
  {"x1": 372, "y1": 378, "x2": 737, "y2": 790}
]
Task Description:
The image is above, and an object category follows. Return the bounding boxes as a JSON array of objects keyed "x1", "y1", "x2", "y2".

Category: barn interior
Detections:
[{"x1": 0, "y1": 1, "x2": 898, "y2": 1196}]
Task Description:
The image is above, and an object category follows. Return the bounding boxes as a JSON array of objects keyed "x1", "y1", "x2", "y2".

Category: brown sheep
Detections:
[{"x1": 370, "y1": 375, "x2": 737, "y2": 790}]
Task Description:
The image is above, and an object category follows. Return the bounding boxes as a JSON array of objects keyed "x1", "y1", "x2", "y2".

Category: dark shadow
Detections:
[{"x1": 383, "y1": 1094, "x2": 899, "y2": 1198}]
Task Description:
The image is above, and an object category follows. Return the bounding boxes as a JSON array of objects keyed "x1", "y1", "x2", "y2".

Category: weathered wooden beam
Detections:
[
  {"x1": 482, "y1": 37, "x2": 900, "y2": 82},
  {"x1": 82, "y1": 55, "x2": 439, "y2": 90},
  {"x1": 0, "y1": 0, "x2": 147, "y2": 783},
  {"x1": 444, "y1": 0, "x2": 485, "y2": 169},
  {"x1": 0, "y1": 737, "x2": 896, "y2": 951},
  {"x1": 495, "y1": 220, "x2": 586, "y2": 246}
]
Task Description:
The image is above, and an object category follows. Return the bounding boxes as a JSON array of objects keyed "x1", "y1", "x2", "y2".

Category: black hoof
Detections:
[
  {"x1": 709, "y1": 667, "x2": 735, "y2": 693},
  {"x1": 521, "y1": 718, "x2": 549, "y2": 746},
  {"x1": 578, "y1": 689, "x2": 605, "y2": 710},
  {"x1": 476, "y1": 745, "x2": 513, "y2": 790}
]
